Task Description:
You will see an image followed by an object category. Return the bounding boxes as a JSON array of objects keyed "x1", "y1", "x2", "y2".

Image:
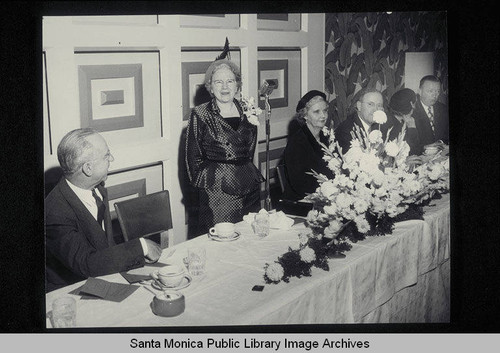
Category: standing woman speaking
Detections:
[{"x1": 185, "y1": 42, "x2": 264, "y2": 235}]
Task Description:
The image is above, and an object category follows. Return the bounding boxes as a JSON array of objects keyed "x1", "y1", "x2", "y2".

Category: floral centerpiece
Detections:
[
  {"x1": 240, "y1": 96, "x2": 262, "y2": 126},
  {"x1": 264, "y1": 111, "x2": 450, "y2": 284}
]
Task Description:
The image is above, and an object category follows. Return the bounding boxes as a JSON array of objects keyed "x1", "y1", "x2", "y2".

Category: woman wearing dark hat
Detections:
[
  {"x1": 282, "y1": 90, "x2": 335, "y2": 202},
  {"x1": 185, "y1": 43, "x2": 264, "y2": 235},
  {"x1": 386, "y1": 88, "x2": 423, "y2": 156}
]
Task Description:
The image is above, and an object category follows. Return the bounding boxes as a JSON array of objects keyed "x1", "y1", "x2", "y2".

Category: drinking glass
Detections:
[
  {"x1": 252, "y1": 213, "x2": 270, "y2": 238},
  {"x1": 187, "y1": 247, "x2": 206, "y2": 276},
  {"x1": 52, "y1": 297, "x2": 76, "y2": 328}
]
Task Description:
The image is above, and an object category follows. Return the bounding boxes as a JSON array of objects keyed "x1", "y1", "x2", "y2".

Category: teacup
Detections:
[
  {"x1": 151, "y1": 264, "x2": 185, "y2": 288},
  {"x1": 209, "y1": 222, "x2": 235, "y2": 238}
]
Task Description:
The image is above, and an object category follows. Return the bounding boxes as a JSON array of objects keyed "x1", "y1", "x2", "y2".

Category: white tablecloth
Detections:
[{"x1": 46, "y1": 195, "x2": 450, "y2": 327}]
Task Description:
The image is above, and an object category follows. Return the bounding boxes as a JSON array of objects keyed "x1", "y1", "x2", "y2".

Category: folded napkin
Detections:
[
  {"x1": 243, "y1": 209, "x2": 294, "y2": 230},
  {"x1": 76, "y1": 277, "x2": 139, "y2": 302}
]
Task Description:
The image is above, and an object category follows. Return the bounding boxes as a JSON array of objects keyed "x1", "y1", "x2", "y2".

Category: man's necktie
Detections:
[
  {"x1": 92, "y1": 189, "x2": 105, "y2": 227},
  {"x1": 427, "y1": 106, "x2": 435, "y2": 131}
]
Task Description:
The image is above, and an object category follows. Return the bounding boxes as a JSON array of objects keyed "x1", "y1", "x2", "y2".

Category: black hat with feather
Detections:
[{"x1": 215, "y1": 37, "x2": 231, "y2": 61}]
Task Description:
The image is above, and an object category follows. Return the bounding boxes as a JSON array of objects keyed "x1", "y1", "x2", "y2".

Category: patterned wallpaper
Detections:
[{"x1": 325, "y1": 11, "x2": 448, "y2": 128}]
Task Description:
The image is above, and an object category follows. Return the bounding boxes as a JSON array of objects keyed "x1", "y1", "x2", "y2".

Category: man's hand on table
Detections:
[{"x1": 144, "y1": 239, "x2": 162, "y2": 264}]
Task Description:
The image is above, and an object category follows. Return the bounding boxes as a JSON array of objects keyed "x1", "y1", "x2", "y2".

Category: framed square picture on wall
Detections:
[
  {"x1": 75, "y1": 51, "x2": 162, "y2": 146},
  {"x1": 78, "y1": 63, "x2": 144, "y2": 132}
]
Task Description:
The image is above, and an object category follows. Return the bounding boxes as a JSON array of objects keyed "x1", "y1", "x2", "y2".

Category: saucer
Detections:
[
  {"x1": 208, "y1": 231, "x2": 241, "y2": 242},
  {"x1": 151, "y1": 275, "x2": 192, "y2": 291}
]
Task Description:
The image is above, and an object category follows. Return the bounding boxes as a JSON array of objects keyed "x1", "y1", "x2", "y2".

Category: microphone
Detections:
[{"x1": 259, "y1": 79, "x2": 278, "y2": 97}]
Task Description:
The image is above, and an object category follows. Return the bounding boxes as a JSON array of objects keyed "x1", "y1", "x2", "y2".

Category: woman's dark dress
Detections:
[
  {"x1": 185, "y1": 98, "x2": 264, "y2": 234},
  {"x1": 283, "y1": 123, "x2": 334, "y2": 201}
]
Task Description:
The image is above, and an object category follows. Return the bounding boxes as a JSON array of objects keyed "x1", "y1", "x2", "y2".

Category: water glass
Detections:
[
  {"x1": 52, "y1": 297, "x2": 76, "y2": 328},
  {"x1": 187, "y1": 247, "x2": 206, "y2": 276},
  {"x1": 252, "y1": 213, "x2": 270, "y2": 238}
]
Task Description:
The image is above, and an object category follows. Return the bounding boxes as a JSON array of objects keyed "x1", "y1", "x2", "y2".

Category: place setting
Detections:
[
  {"x1": 145, "y1": 248, "x2": 208, "y2": 318},
  {"x1": 150, "y1": 264, "x2": 192, "y2": 291},
  {"x1": 241, "y1": 208, "x2": 299, "y2": 241},
  {"x1": 145, "y1": 247, "x2": 206, "y2": 292},
  {"x1": 207, "y1": 222, "x2": 241, "y2": 242}
]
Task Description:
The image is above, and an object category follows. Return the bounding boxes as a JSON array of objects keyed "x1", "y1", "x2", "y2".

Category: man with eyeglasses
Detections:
[
  {"x1": 334, "y1": 88, "x2": 386, "y2": 154},
  {"x1": 45, "y1": 128, "x2": 162, "y2": 292}
]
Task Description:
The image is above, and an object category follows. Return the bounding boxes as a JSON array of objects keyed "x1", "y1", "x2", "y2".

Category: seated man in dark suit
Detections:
[
  {"x1": 45, "y1": 128, "x2": 162, "y2": 292},
  {"x1": 412, "y1": 75, "x2": 449, "y2": 146},
  {"x1": 334, "y1": 88, "x2": 385, "y2": 154}
]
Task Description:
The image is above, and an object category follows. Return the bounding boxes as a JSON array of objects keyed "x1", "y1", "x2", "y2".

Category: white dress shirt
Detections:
[
  {"x1": 359, "y1": 118, "x2": 372, "y2": 136},
  {"x1": 65, "y1": 179, "x2": 148, "y2": 255},
  {"x1": 66, "y1": 179, "x2": 102, "y2": 226}
]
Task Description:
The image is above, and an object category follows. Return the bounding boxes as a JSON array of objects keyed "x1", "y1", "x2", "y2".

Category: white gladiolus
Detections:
[
  {"x1": 359, "y1": 153, "x2": 380, "y2": 174},
  {"x1": 350, "y1": 139, "x2": 361, "y2": 148},
  {"x1": 320, "y1": 181, "x2": 338, "y2": 199},
  {"x1": 371, "y1": 169, "x2": 385, "y2": 186},
  {"x1": 323, "y1": 204, "x2": 338, "y2": 216},
  {"x1": 344, "y1": 145, "x2": 364, "y2": 164},
  {"x1": 327, "y1": 157, "x2": 341, "y2": 172}
]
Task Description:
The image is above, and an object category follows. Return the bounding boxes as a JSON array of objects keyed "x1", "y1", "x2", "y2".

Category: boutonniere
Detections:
[{"x1": 240, "y1": 96, "x2": 262, "y2": 126}]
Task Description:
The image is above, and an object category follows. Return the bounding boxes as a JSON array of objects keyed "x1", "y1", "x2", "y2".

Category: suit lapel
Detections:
[{"x1": 58, "y1": 179, "x2": 110, "y2": 249}]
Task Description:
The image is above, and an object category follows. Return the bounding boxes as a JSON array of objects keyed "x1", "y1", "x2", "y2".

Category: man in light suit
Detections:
[
  {"x1": 413, "y1": 75, "x2": 449, "y2": 146},
  {"x1": 45, "y1": 128, "x2": 162, "y2": 292},
  {"x1": 335, "y1": 88, "x2": 385, "y2": 154}
]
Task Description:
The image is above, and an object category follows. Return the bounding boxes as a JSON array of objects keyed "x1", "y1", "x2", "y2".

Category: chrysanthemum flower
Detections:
[
  {"x1": 373, "y1": 110, "x2": 387, "y2": 124},
  {"x1": 299, "y1": 247, "x2": 316, "y2": 263},
  {"x1": 369, "y1": 129, "x2": 383, "y2": 144},
  {"x1": 385, "y1": 141, "x2": 400, "y2": 157},
  {"x1": 265, "y1": 263, "x2": 284, "y2": 282},
  {"x1": 320, "y1": 181, "x2": 338, "y2": 199}
]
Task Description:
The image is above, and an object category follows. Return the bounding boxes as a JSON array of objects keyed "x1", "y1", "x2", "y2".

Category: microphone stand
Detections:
[{"x1": 263, "y1": 94, "x2": 272, "y2": 211}]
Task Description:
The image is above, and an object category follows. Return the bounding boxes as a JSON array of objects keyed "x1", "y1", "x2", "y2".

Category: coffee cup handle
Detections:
[{"x1": 209, "y1": 227, "x2": 217, "y2": 235}]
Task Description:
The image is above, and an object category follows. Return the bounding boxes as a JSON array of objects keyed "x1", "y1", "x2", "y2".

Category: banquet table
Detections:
[{"x1": 45, "y1": 195, "x2": 450, "y2": 327}]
